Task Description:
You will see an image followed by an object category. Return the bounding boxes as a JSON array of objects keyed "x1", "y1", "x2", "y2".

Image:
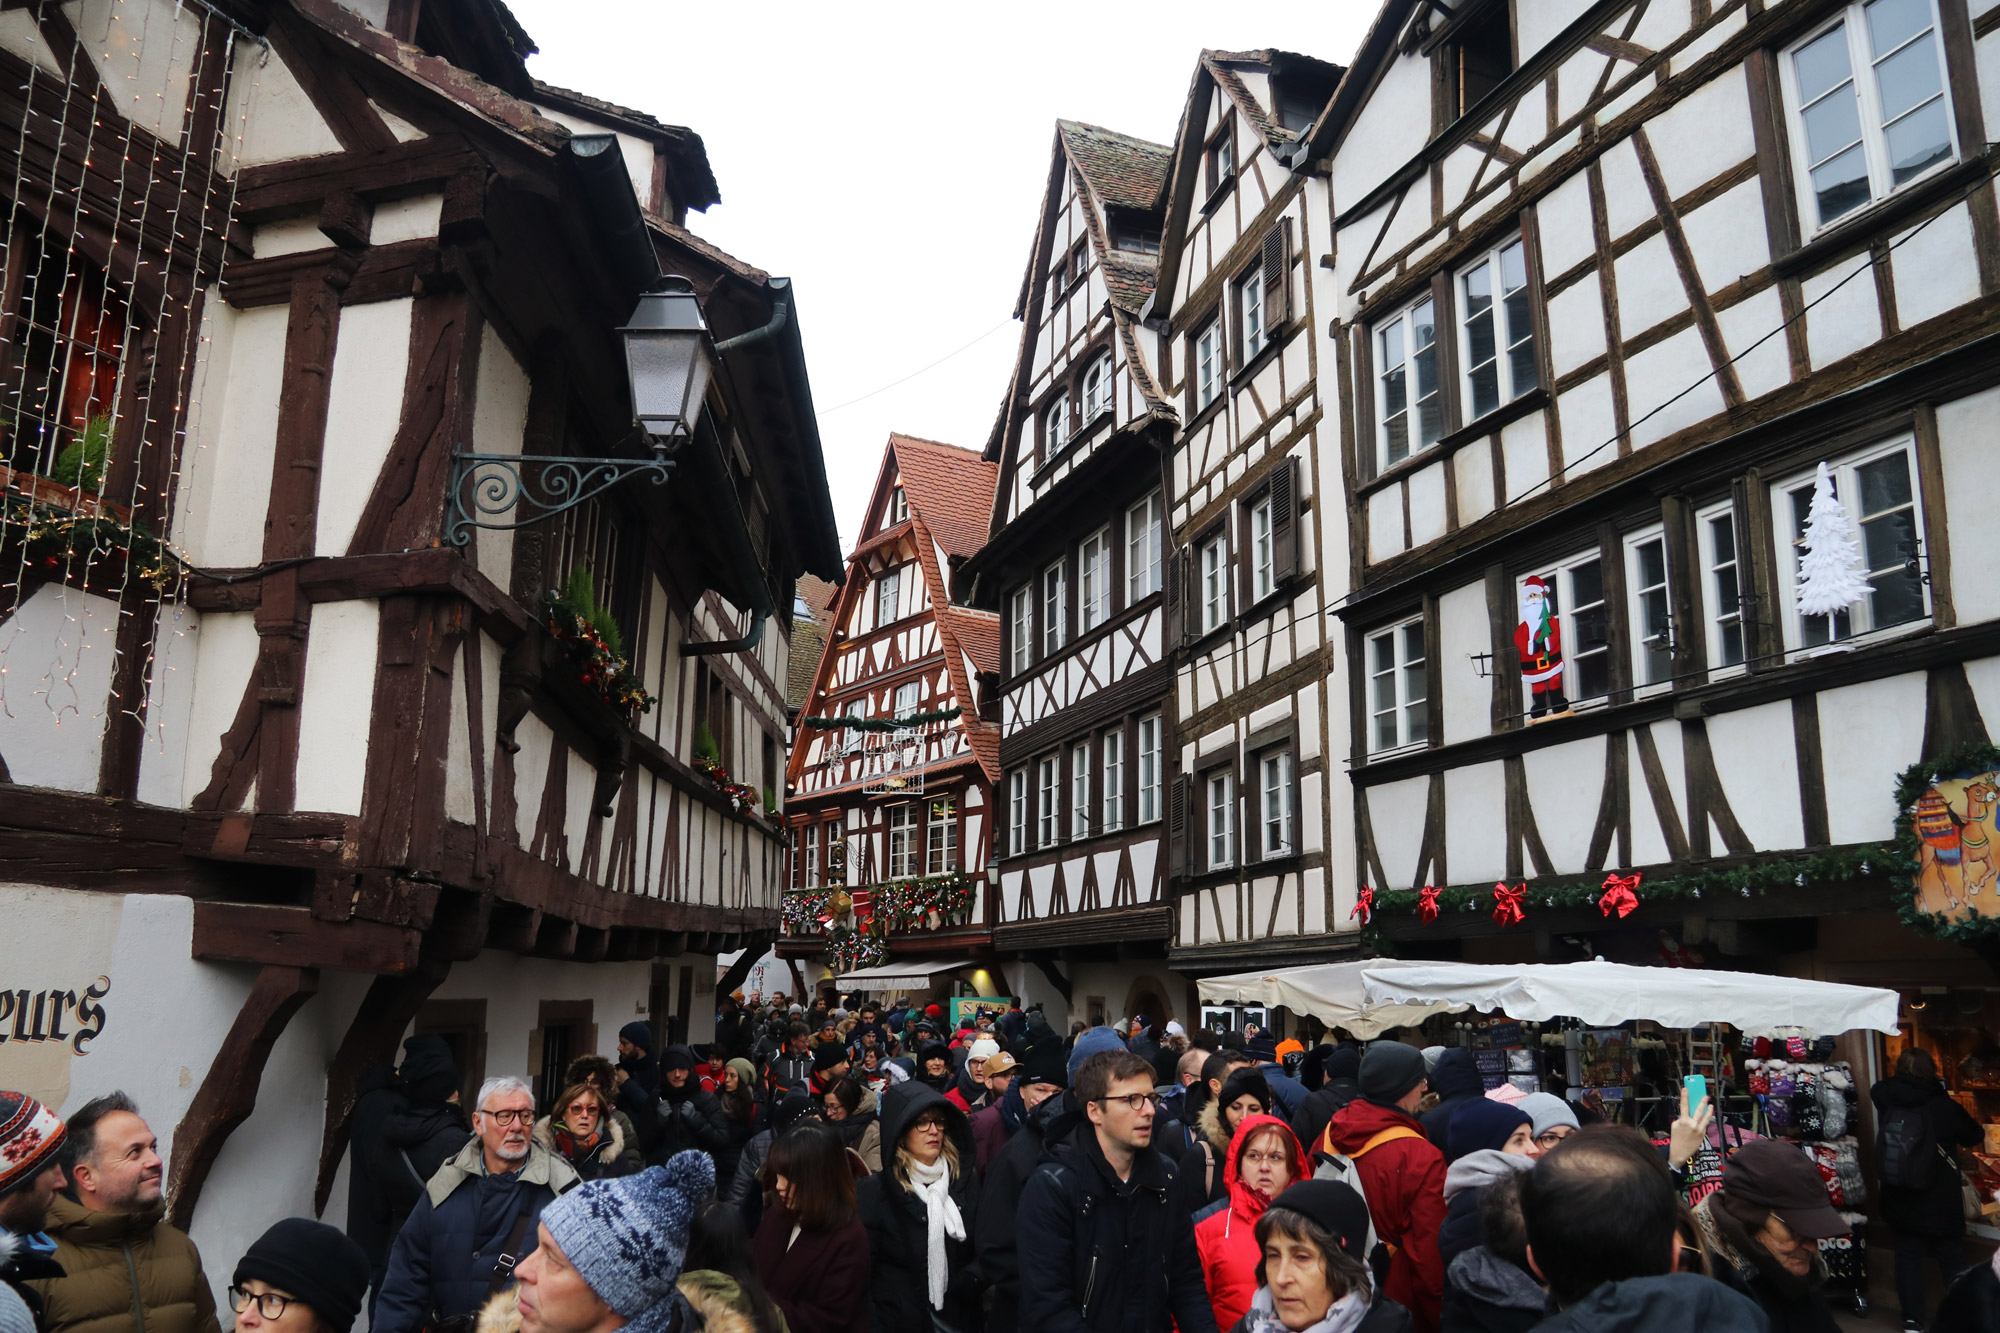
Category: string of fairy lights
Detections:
[{"x1": 0, "y1": 0, "x2": 259, "y2": 777}]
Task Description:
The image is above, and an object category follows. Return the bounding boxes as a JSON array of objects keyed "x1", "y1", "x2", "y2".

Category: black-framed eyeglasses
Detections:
[
  {"x1": 229, "y1": 1288, "x2": 297, "y2": 1320},
  {"x1": 1095, "y1": 1092, "x2": 1163, "y2": 1112},
  {"x1": 1534, "y1": 1128, "x2": 1575, "y2": 1149},
  {"x1": 480, "y1": 1108, "x2": 533, "y2": 1125}
]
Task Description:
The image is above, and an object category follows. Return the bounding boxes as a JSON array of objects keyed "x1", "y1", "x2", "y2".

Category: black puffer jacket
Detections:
[
  {"x1": 1530, "y1": 1274, "x2": 1766, "y2": 1332},
  {"x1": 345, "y1": 1065, "x2": 404, "y2": 1286},
  {"x1": 1873, "y1": 1071, "x2": 1983, "y2": 1237},
  {"x1": 654, "y1": 1053, "x2": 731, "y2": 1166},
  {"x1": 976, "y1": 1088, "x2": 1072, "y2": 1333},
  {"x1": 856, "y1": 1083, "x2": 982, "y2": 1333},
  {"x1": 1934, "y1": 1256, "x2": 2000, "y2": 1333},
  {"x1": 1441, "y1": 1246, "x2": 1543, "y2": 1333},
  {"x1": 378, "y1": 1101, "x2": 474, "y2": 1219},
  {"x1": 1015, "y1": 1115, "x2": 1219, "y2": 1333}
]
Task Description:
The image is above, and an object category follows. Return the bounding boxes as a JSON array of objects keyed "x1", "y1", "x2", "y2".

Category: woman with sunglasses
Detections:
[
  {"x1": 531, "y1": 1084, "x2": 629, "y2": 1181},
  {"x1": 229, "y1": 1220, "x2": 370, "y2": 1333},
  {"x1": 856, "y1": 1082, "x2": 980, "y2": 1333},
  {"x1": 1196, "y1": 1113, "x2": 1312, "y2": 1332}
]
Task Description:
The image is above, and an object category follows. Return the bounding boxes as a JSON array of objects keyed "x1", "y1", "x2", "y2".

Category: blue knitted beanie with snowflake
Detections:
[{"x1": 540, "y1": 1151, "x2": 713, "y2": 1333}]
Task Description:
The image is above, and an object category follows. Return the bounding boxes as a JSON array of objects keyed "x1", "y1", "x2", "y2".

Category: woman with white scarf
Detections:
[
  {"x1": 856, "y1": 1082, "x2": 981, "y2": 1332},
  {"x1": 1233, "y1": 1180, "x2": 1414, "y2": 1333}
]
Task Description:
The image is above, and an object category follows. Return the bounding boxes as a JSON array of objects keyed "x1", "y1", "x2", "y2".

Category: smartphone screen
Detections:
[{"x1": 1684, "y1": 1073, "x2": 1709, "y2": 1112}]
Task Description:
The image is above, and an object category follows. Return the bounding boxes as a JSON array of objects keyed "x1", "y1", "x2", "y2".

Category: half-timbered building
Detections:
[
  {"x1": 958, "y1": 120, "x2": 1196, "y2": 1028},
  {"x1": 0, "y1": 0, "x2": 838, "y2": 1285},
  {"x1": 1311, "y1": 0, "x2": 2000, "y2": 1000},
  {"x1": 1152, "y1": 51, "x2": 1355, "y2": 993},
  {"x1": 781, "y1": 435, "x2": 1002, "y2": 998}
]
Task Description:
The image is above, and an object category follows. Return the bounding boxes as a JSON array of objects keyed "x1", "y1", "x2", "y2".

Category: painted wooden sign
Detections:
[{"x1": 1912, "y1": 771, "x2": 2000, "y2": 919}]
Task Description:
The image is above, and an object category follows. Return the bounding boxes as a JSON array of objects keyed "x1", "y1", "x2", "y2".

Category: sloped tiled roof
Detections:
[
  {"x1": 889, "y1": 435, "x2": 998, "y2": 561},
  {"x1": 1057, "y1": 120, "x2": 1172, "y2": 213},
  {"x1": 941, "y1": 608, "x2": 1000, "y2": 675}
]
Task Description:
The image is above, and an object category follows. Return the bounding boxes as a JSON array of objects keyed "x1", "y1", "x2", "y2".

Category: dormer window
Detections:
[
  {"x1": 1206, "y1": 128, "x2": 1234, "y2": 197},
  {"x1": 890, "y1": 486, "x2": 908, "y2": 524},
  {"x1": 1437, "y1": 0, "x2": 1514, "y2": 123},
  {"x1": 1116, "y1": 226, "x2": 1162, "y2": 253}
]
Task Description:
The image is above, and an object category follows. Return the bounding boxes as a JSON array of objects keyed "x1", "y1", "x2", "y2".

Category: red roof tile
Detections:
[
  {"x1": 888, "y1": 435, "x2": 997, "y2": 560},
  {"x1": 941, "y1": 608, "x2": 1000, "y2": 675},
  {"x1": 1057, "y1": 120, "x2": 1173, "y2": 213}
]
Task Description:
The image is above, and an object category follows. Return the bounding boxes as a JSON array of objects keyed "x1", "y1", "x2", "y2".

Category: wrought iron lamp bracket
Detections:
[{"x1": 445, "y1": 442, "x2": 678, "y2": 546}]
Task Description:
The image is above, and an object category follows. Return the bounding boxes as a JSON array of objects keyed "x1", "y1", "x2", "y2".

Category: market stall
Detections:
[{"x1": 1199, "y1": 957, "x2": 1467, "y2": 1038}]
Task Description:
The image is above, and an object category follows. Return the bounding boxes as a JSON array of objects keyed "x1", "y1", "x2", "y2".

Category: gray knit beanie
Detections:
[{"x1": 539, "y1": 1151, "x2": 713, "y2": 1333}]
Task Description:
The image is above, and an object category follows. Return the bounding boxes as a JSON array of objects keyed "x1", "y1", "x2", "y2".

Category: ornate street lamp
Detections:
[{"x1": 446, "y1": 278, "x2": 713, "y2": 544}]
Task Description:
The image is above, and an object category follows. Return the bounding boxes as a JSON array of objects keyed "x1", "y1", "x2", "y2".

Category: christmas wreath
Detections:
[
  {"x1": 545, "y1": 566, "x2": 656, "y2": 715},
  {"x1": 1894, "y1": 741, "x2": 2000, "y2": 943},
  {"x1": 3, "y1": 492, "x2": 176, "y2": 594}
]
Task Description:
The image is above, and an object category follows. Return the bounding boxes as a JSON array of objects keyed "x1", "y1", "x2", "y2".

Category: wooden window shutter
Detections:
[
  {"x1": 1271, "y1": 455, "x2": 1299, "y2": 584},
  {"x1": 1168, "y1": 773, "x2": 1193, "y2": 880},
  {"x1": 1261, "y1": 221, "x2": 1290, "y2": 327},
  {"x1": 1164, "y1": 540, "x2": 1187, "y2": 646}
]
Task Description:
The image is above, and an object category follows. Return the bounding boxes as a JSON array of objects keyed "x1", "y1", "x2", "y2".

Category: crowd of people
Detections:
[{"x1": 3, "y1": 995, "x2": 1999, "y2": 1333}]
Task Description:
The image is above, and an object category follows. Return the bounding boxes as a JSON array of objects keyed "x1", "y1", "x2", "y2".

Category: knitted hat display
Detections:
[
  {"x1": 0, "y1": 1092, "x2": 65, "y2": 1198},
  {"x1": 233, "y1": 1219, "x2": 371, "y2": 1333},
  {"x1": 542, "y1": 1152, "x2": 715, "y2": 1333}
]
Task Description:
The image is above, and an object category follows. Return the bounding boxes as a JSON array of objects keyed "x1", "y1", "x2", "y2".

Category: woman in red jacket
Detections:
[
  {"x1": 1195, "y1": 1112, "x2": 1312, "y2": 1330},
  {"x1": 751, "y1": 1123, "x2": 870, "y2": 1333}
]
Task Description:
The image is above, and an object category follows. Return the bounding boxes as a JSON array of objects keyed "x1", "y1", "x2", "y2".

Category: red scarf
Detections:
[{"x1": 553, "y1": 1124, "x2": 601, "y2": 1158}]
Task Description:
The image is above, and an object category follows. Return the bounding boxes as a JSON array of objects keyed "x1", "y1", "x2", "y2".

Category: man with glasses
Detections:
[
  {"x1": 374, "y1": 1077, "x2": 579, "y2": 1333},
  {"x1": 1015, "y1": 1048, "x2": 1220, "y2": 1333}
]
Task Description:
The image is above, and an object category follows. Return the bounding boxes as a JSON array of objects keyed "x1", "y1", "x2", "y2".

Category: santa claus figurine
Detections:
[{"x1": 1516, "y1": 575, "x2": 1570, "y2": 719}]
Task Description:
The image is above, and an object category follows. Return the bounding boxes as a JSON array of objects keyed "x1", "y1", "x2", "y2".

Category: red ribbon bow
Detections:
[
  {"x1": 1492, "y1": 882, "x2": 1526, "y2": 926},
  {"x1": 1418, "y1": 884, "x2": 1441, "y2": 924},
  {"x1": 1600, "y1": 872, "x2": 1643, "y2": 919},
  {"x1": 1351, "y1": 885, "x2": 1376, "y2": 926}
]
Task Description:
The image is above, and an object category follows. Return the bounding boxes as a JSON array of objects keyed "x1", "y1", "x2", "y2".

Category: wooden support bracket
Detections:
[
  {"x1": 311, "y1": 960, "x2": 448, "y2": 1214},
  {"x1": 168, "y1": 964, "x2": 319, "y2": 1230}
]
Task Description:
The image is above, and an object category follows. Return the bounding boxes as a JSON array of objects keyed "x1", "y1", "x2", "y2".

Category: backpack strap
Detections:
[
  {"x1": 1351, "y1": 1126, "x2": 1422, "y2": 1158},
  {"x1": 1201, "y1": 1140, "x2": 1215, "y2": 1195}
]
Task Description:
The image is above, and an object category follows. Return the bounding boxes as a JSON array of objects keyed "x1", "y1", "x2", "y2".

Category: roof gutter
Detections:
[
  {"x1": 678, "y1": 409, "x2": 776, "y2": 656},
  {"x1": 568, "y1": 134, "x2": 661, "y2": 291}
]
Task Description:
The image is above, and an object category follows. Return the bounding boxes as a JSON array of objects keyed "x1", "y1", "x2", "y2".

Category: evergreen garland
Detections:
[
  {"x1": 1893, "y1": 742, "x2": 2000, "y2": 943},
  {"x1": 1369, "y1": 844, "x2": 1893, "y2": 919},
  {"x1": 2, "y1": 492, "x2": 175, "y2": 593},
  {"x1": 872, "y1": 871, "x2": 975, "y2": 931},
  {"x1": 544, "y1": 566, "x2": 655, "y2": 715},
  {"x1": 800, "y1": 706, "x2": 962, "y2": 732}
]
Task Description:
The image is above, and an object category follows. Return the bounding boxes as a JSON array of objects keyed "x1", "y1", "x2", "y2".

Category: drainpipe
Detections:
[
  {"x1": 714, "y1": 285, "x2": 790, "y2": 353},
  {"x1": 684, "y1": 607, "x2": 768, "y2": 656}
]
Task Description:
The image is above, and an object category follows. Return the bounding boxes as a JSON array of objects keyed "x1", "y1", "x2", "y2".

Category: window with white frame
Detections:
[
  {"x1": 1138, "y1": 714, "x2": 1163, "y2": 823},
  {"x1": 803, "y1": 821, "x2": 821, "y2": 887},
  {"x1": 1625, "y1": 527, "x2": 1674, "y2": 689},
  {"x1": 1008, "y1": 770, "x2": 1027, "y2": 857},
  {"x1": 890, "y1": 486, "x2": 908, "y2": 523},
  {"x1": 1046, "y1": 389, "x2": 1072, "y2": 450},
  {"x1": 1781, "y1": 0, "x2": 1957, "y2": 233},
  {"x1": 1241, "y1": 263, "x2": 1268, "y2": 361},
  {"x1": 1037, "y1": 754, "x2": 1060, "y2": 847},
  {"x1": 1071, "y1": 741, "x2": 1091, "y2": 841},
  {"x1": 1697, "y1": 501, "x2": 1747, "y2": 672},
  {"x1": 893, "y1": 680, "x2": 920, "y2": 719},
  {"x1": 888, "y1": 802, "x2": 919, "y2": 877},
  {"x1": 1367, "y1": 617, "x2": 1429, "y2": 753},
  {"x1": 1260, "y1": 750, "x2": 1293, "y2": 857},
  {"x1": 1126, "y1": 492, "x2": 1163, "y2": 600},
  {"x1": 1079, "y1": 528, "x2": 1111, "y2": 632},
  {"x1": 1377, "y1": 296, "x2": 1442, "y2": 469},
  {"x1": 1775, "y1": 439, "x2": 1928, "y2": 650},
  {"x1": 926, "y1": 796, "x2": 957, "y2": 875},
  {"x1": 1082, "y1": 352, "x2": 1113, "y2": 423},
  {"x1": 876, "y1": 567, "x2": 902, "y2": 626},
  {"x1": 1195, "y1": 320, "x2": 1222, "y2": 411},
  {"x1": 1207, "y1": 770, "x2": 1236, "y2": 870},
  {"x1": 1250, "y1": 495, "x2": 1276, "y2": 603},
  {"x1": 1042, "y1": 560, "x2": 1067, "y2": 655},
  {"x1": 1200, "y1": 533, "x2": 1230, "y2": 634},
  {"x1": 1102, "y1": 730, "x2": 1125, "y2": 832},
  {"x1": 1518, "y1": 554, "x2": 1611, "y2": 712},
  {"x1": 1009, "y1": 585, "x2": 1032, "y2": 674},
  {"x1": 1459, "y1": 237, "x2": 1538, "y2": 420}
]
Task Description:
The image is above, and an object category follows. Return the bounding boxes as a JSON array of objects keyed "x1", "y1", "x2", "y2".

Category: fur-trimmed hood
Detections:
[
  {"x1": 474, "y1": 1271, "x2": 754, "y2": 1333},
  {"x1": 531, "y1": 1113, "x2": 626, "y2": 1165}
]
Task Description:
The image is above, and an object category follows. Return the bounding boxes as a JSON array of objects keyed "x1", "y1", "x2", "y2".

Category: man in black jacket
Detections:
[
  {"x1": 1873, "y1": 1047, "x2": 1983, "y2": 1330},
  {"x1": 1015, "y1": 1048, "x2": 1219, "y2": 1333},
  {"x1": 654, "y1": 1044, "x2": 730, "y2": 1167},
  {"x1": 766, "y1": 1025, "x2": 815, "y2": 1100}
]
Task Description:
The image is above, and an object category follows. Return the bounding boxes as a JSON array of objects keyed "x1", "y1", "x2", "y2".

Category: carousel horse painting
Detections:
[{"x1": 1913, "y1": 773, "x2": 2000, "y2": 917}]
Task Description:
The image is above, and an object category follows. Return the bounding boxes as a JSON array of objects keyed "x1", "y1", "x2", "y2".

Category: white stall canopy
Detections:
[
  {"x1": 1359, "y1": 960, "x2": 1902, "y2": 1036},
  {"x1": 1200, "y1": 958, "x2": 1468, "y2": 1038},
  {"x1": 834, "y1": 957, "x2": 978, "y2": 989}
]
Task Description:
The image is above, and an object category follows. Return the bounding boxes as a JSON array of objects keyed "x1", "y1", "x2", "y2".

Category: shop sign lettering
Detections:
[{"x1": 0, "y1": 977, "x2": 109, "y2": 1053}]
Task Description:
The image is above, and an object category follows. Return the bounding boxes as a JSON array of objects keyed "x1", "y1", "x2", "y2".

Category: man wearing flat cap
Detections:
[
  {"x1": 1692, "y1": 1139, "x2": 1852, "y2": 1333},
  {"x1": 1318, "y1": 1041, "x2": 1448, "y2": 1333}
]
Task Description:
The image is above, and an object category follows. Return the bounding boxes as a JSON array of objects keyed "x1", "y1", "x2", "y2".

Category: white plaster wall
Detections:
[
  {"x1": 0, "y1": 583, "x2": 121, "y2": 791},
  {"x1": 1938, "y1": 385, "x2": 2000, "y2": 625},
  {"x1": 227, "y1": 39, "x2": 344, "y2": 166},
  {"x1": 1523, "y1": 735, "x2": 1608, "y2": 874},
  {"x1": 317, "y1": 299, "x2": 415, "y2": 555},
  {"x1": 1438, "y1": 582, "x2": 1491, "y2": 746},
  {"x1": 1645, "y1": 70, "x2": 1753, "y2": 199},
  {"x1": 421, "y1": 952, "x2": 657, "y2": 1087},
  {"x1": 1624, "y1": 325, "x2": 1723, "y2": 449},
  {"x1": 468, "y1": 325, "x2": 532, "y2": 586},
  {"x1": 1802, "y1": 252, "x2": 1882, "y2": 369},
  {"x1": 0, "y1": 11, "x2": 63, "y2": 76},
  {"x1": 177, "y1": 302, "x2": 287, "y2": 568},
  {"x1": 1680, "y1": 180, "x2": 1770, "y2": 295},
  {"x1": 1330, "y1": 54, "x2": 1432, "y2": 212},
  {"x1": 1891, "y1": 202, "x2": 1981, "y2": 330},
  {"x1": 1704, "y1": 703, "x2": 1805, "y2": 852},
  {"x1": 294, "y1": 600, "x2": 380, "y2": 814},
  {"x1": 373, "y1": 195, "x2": 443, "y2": 245},
  {"x1": 178, "y1": 611, "x2": 260, "y2": 806},
  {"x1": 1819, "y1": 672, "x2": 1928, "y2": 844},
  {"x1": 1367, "y1": 776, "x2": 1430, "y2": 890},
  {"x1": 1062, "y1": 962, "x2": 1192, "y2": 1032},
  {"x1": 1517, "y1": 0, "x2": 1601, "y2": 61},
  {"x1": 252, "y1": 217, "x2": 330, "y2": 259},
  {"x1": 70, "y1": 0, "x2": 202, "y2": 147},
  {"x1": 1717, "y1": 287, "x2": 1793, "y2": 401},
  {"x1": 136, "y1": 604, "x2": 201, "y2": 807},
  {"x1": 1444, "y1": 761, "x2": 1508, "y2": 885}
]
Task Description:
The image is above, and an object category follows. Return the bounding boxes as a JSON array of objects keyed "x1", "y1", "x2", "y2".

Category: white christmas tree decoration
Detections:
[{"x1": 1795, "y1": 461, "x2": 1870, "y2": 634}]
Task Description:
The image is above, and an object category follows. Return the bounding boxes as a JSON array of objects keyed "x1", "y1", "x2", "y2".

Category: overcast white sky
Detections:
[{"x1": 509, "y1": 3, "x2": 1374, "y2": 551}]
